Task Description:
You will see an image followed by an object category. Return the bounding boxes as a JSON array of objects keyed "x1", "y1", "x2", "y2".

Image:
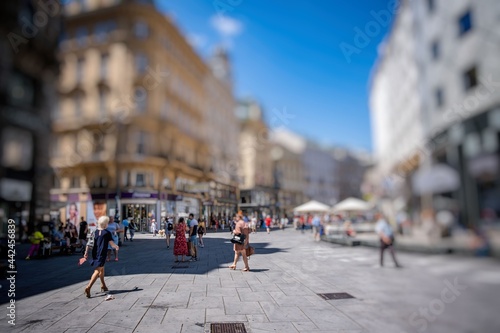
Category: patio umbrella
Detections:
[
  {"x1": 293, "y1": 200, "x2": 331, "y2": 213},
  {"x1": 331, "y1": 197, "x2": 372, "y2": 213}
]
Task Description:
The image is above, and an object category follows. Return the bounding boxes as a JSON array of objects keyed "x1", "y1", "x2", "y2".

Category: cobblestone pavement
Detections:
[{"x1": 1, "y1": 227, "x2": 499, "y2": 332}]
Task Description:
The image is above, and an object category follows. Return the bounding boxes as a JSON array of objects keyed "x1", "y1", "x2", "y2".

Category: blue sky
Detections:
[{"x1": 156, "y1": 0, "x2": 397, "y2": 152}]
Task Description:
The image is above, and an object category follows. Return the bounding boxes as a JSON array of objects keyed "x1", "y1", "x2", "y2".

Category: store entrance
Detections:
[{"x1": 123, "y1": 204, "x2": 156, "y2": 232}]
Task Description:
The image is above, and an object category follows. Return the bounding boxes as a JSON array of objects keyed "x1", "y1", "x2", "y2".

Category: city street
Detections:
[{"x1": 1, "y1": 227, "x2": 499, "y2": 333}]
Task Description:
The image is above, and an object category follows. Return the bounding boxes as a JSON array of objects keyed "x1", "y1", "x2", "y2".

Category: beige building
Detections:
[
  {"x1": 236, "y1": 99, "x2": 275, "y2": 217},
  {"x1": 51, "y1": 0, "x2": 238, "y2": 230}
]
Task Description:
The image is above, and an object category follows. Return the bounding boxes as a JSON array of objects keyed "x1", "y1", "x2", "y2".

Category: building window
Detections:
[
  {"x1": 1, "y1": 127, "x2": 33, "y2": 170},
  {"x1": 435, "y1": 88, "x2": 444, "y2": 108},
  {"x1": 463, "y1": 66, "x2": 478, "y2": 91},
  {"x1": 75, "y1": 27, "x2": 88, "y2": 46},
  {"x1": 427, "y1": 0, "x2": 435, "y2": 13},
  {"x1": 7, "y1": 72, "x2": 35, "y2": 108},
  {"x1": 53, "y1": 174, "x2": 61, "y2": 188},
  {"x1": 100, "y1": 53, "x2": 109, "y2": 80},
  {"x1": 70, "y1": 176, "x2": 81, "y2": 188},
  {"x1": 137, "y1": 131, "x2": 147, "y2": 154},
  {"x1": 431, "y1": 40, "x2": 439, "y2": 60},
  {"x1": 93, "y1": 131, "x2": 105, "y2": 153},
  {"x1": 124, "y1": 171, "x2": 131, "y2": 186},
  {"x1": 79, "y1": 0, "x2": 89, "y2": 11},
  {"x1": 75, "y1": 95, "x2": 82, "y2": 117},
  {"x1": 95, "y1": 21, "x2": 116, "y2": 43},
  {"x1": 136, "y1": 173, "x2": 145, "y2": 187},
  {"x1": 135, "y1": 53, "x2": 148, "y2": 74},
  {"x1": 135, "y1": 87, "x2": 147, "y2": 113},
  {"x1": 92, "y1": 176, "x2": 108, "y2": 188},
  {"x1": 458, "y1": 10, "x2": 472, "y2": 36},
  {"x1": 76, "y1": 57, "x2": 84, "y2": 83},
  {"x1": 149, "y1": 172, "x2": 155, "y2": 187},
  {"x1": 99, "y1": 90, "x2": 107, "y2": 116},
  {"x1": 134, "y1": 21, "x2": 149, "y2": 39}
]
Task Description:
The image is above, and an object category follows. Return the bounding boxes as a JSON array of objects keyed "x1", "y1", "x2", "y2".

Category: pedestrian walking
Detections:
[
  {"x1": 312, "y1": 215, "x2": 321, "y2": 241},
  {"x1": 83, "y1": 216, "x2": 119, "y2": 298},
  {"x1": 265, "y1": 215, "x2": 272, "y2": 234},
  {"x1": 64, "y1": 219, "x2": 78, "y2": 253},
  {"x1": 78, "y1": 216, "x2": 88, "y2": 248},
  {"x1": 25, "y1": 228, "x2": 46, "y2": 260},
  {"x1": 229, "y1": 212, "x2": 250, "y2": 271},
  {"x1": 122, "y1": 217, "x2": 129, "y2": 241},
  {"x1": 280, "y1": 215, "x2": 288, "y2": 230},
  {"x1": 106, "y1": 216, "x2": 120, "y2": 261},
  {"x1": 165, "y1": 217, "x2": 174, "y2": 249},
  {"x1": 197, "y1": 219, "x2": 206, "y2": 247},
  {"x1": 151, "y1": 219, "x2": 157, "y2": 236},
  {"x1": 375, "y1": 213, "x2": 401, "y2": 268},
  {"x1": 187, "y1": 213, "x2": 199, "y2": 261},
  {"x1": 173, "y1": 217, "x2": 189, "y2": 262},
  {"x1": 129, "y1": 219, "x2": 137, "y2": 241}
]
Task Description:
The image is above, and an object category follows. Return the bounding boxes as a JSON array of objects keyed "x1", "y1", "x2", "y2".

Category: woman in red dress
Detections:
[{"x1": 173, "y1": 217, "x2": 189, "y2": 262}]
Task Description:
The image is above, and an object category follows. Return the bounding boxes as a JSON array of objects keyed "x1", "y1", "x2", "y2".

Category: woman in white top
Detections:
[{"x1": 106, "y1": 217, "x2": 121, "y2": 261}]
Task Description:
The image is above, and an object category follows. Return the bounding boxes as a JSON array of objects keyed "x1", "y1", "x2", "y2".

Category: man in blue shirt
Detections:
[
  {"x1": 312, "y1": 215, "x2": 321, "y2": 241},
  {"x1": 122, "y1": 217, "x2": 129, "y2": 241},
  {"x1": 375, "y1": 213, "x2": 401, "y2": 268}
]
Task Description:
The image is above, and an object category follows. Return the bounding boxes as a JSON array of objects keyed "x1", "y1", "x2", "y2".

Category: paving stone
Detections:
[{"x1": 3, "y1": 231, "x2": 500, "y2": 333}]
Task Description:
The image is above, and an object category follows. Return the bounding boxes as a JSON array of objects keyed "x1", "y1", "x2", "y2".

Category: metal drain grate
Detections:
[
  {"x1": 210, "y1": 323, "x2": 247, "y2": 333},
  {"x1": 171, "y1": 265, "x2": 189, "y2": 269},
  {"x1": 317, "y1": 292, "x2": 355, "y2": 300}
]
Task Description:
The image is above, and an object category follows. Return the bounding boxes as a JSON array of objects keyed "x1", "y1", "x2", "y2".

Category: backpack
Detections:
[{"x1": 167, "y1": 222, "x2": 173, "y2": 231}]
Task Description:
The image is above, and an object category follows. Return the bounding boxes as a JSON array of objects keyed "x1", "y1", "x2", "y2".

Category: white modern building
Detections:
[
  {"x1": 370, "y1": 0, "x2": 500, "y2": 226},
  {"x1": 370, "y1": 0, "x2": 423, "y2": 215}
]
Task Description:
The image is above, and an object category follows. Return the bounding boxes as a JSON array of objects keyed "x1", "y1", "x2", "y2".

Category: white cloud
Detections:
[
  {"x1": 187, "y1": 33, "x2": 208, "y2": 50},
  {"x1": 210, "y1": 15, "x2": 243, "y2": 38}
]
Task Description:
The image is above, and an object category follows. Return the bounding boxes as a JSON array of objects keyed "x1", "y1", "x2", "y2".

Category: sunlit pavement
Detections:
[{"x1": 1, "y1": 227, "x2": 499, "y2": 333}]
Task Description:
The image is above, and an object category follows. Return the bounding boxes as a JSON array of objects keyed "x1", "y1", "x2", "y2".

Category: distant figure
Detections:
[
  {"x1": 343, "y1": 220, "x2": 356, "y2": 238},
  {"x1": 151, "y1": 219, "x2": 157, "y2": 236},
  {"x1": 470, "y1": 226, "x2": 491, "y2": 257},
  {"x1": 265, "y1": 215, "x2": 272, "y2": 234},
  {"x1": 128, "y1": 219, "x2": 137, "y2": 241},
  {"x1": 25, "y1": 229, "x2": 46, "y2": 259},
  {"x1": 173, "y1": 217, "x2": 189, "y2": 262},
  {"x1": 64, "y1": 220, "x2": 78, "y2": 253},
  {"x1": 280, "y1": 215, "x2": 288, "y2": 230},
  {"x1": 312, "y1": 215, "x2": 321, "y2": 241},
  {"x1": 106, "y1": 216, "x2": 120, "y2": 261},
  {"x1": 250, "y1": 215, "x2": 257, "y2": 233},
  {"x1": 188, "y1": 213, "x2": 199, "y2": 261},
  {"x1": 79, "y1": 216, "x2": 88, "y2": 248},
  {"x1": 375, "y1": 213, "x2": 401, "y2": 268},
  {"x1": 166, "y1": 217, "x2": 174, "y2": 249},
  {"x1": 197, "y1": 219, "x2": 206, "y2": 248},
  {"x1": 122, "y1": 217, "x2": 129, "y2": 241}
]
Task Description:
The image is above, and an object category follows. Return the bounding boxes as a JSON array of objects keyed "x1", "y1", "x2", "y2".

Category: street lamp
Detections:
[{"x1": 270, "y1": 146, "x2": 284, "y2": 219}]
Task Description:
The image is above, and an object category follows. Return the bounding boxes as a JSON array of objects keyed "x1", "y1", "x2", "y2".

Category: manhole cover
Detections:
[
  {"x1": 317, "y1": 292, "x2": 355, "y2": 300},
  {"x1": 171, "y1": 265, "x2": 189, "y2": 269},
  {"x1": 210, "y1": 322, "x2": 247, "y2": 333}
]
